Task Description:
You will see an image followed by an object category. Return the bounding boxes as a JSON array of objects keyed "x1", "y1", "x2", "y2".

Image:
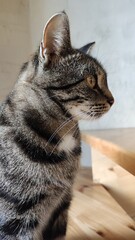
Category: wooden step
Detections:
[
  {"x1": 91, "y1": 148, "x2": 135, "y2": 219},
  {"x1": 82, "y1": 128, "x2": 135, "y2": 175},
  {"x1": 81, "y1": 129, "x2": 135, "y2": 219},
  {"x1": 67, "y1": 183, "x2": 135, "y2": 240}
]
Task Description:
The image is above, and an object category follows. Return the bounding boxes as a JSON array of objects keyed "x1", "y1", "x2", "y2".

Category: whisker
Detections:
[
  {"x1": 49, "y1": 111, "x2": 92, "y2": 156},
  {"x1": 45, "y1": 116, "x2": 73, "y2": 149},
  {"x1": 77, "y1": 111, "x2": 93, "y2": 121},
  {"x1": 50, "y1": 122, "x2": 78, "y2": 155}
]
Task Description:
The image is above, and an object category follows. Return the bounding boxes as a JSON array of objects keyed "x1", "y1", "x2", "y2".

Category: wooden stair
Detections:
[{"x1": 66, "y1": 128, "x2": 135, "y2": 239}]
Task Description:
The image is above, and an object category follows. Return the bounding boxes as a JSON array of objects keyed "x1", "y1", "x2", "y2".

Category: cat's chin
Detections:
[
  {"x1": 69, "y1": 104, "x2": 111, "y2": 121},
  {"x1": 79, "y1": 111, "x2": 108, "y2": 120}
]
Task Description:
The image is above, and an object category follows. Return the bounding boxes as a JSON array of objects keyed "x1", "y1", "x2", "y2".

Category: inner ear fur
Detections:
[{"x1": 40, "y1": 11, "x2": 71, "y2": 62}]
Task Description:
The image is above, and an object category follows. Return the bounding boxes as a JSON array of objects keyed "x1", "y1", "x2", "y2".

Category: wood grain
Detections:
[
  {"x1": 82, "y1": 129, "x2": 135, "y2": 218},
  {"x1": 67, "y1": 168, "x2": 135, "y2": 240},
  {"x1": 82, "y1": 129, "x2": 135, "y2": 175},
  {"x1": 91, "y1": 148, "x2": 135, "y2": 219}
]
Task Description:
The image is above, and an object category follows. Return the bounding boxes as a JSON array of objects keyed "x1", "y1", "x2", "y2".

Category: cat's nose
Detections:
[{"x1": 108, "y1": 98, "x2": 114, "y2": 106}]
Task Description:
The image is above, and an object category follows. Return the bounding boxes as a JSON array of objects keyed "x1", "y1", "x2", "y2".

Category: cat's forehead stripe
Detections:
[{"x1": 60, "y1": 53, "x2": 81, "y2": 63}]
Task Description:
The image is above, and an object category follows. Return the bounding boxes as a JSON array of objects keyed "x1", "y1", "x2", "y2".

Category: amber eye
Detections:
[{"x1": 86, "y1": 76, "x2": 96, "y2": 89}]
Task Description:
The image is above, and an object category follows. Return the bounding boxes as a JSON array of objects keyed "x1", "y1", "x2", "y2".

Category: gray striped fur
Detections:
[{"x1": 0, "y1": 12, "x2": 114, "y2": 240}]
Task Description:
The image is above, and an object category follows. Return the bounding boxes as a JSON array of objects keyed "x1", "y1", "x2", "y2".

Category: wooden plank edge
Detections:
[{"x1": 81, "y1": 133, "x2": 135, "y2": 176}]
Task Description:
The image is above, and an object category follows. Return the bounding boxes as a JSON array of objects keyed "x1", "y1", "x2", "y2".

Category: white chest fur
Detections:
[{"x1": 58, "y1": 134, "x2": 77, "y2": 154}]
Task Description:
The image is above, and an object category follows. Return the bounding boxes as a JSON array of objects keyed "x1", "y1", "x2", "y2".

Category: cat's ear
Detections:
[
  {"x1": 79, "y1": 42, "x2": 95, "y2": 55},
  {"x1": 40, "y1": 11, "x2": 71, "y2": 64}
]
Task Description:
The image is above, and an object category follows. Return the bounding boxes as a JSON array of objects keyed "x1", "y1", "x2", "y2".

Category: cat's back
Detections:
[{"x1": 0, "y1": 99, "x2": 15, "y2": 162}]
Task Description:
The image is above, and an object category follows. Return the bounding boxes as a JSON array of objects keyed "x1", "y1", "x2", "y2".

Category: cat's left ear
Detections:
[
  {"x1": 40, "y1": 11, "x2": 71, "y2": 64},
  {"x1": 79, "y1": 42, "x2": 95, "y2": 55}
]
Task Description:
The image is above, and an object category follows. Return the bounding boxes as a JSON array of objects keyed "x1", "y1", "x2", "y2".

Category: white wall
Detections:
[
  {"x1": 29, "y1": 0, "x2": 68, "y2": 51},
  {"x1": 68, "y1": 0, "x2": 135, "y2": 130},
  {"x1": 29, "y1": 0, "x2": 135, "y2": 130},
  {"x1": 0, "y1": 0, "x2": 30, "y2": 101}
]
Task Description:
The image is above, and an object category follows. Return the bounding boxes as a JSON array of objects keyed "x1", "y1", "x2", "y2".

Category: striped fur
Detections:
[{"x1": 0, "y1": 12, "x2": 114, "y2": 240}]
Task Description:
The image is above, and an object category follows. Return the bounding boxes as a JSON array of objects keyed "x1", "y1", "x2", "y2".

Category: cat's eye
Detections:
[{"x1": 86, "y1": 76, "x2": 96, "y2": 89}]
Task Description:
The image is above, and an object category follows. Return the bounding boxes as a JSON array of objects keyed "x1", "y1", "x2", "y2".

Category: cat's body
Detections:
[{"x1": 0, "y1": 12, "x2": 114, "y2": 240}]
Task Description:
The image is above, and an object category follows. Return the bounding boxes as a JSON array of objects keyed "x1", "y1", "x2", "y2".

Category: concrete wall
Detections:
[
  {"x1": 69, "y1": 0, "x2": 135, "y2": 130},
  {"x1": 0, "y1": 0, "x2": 31, "y2": 101},
  {"x1": 29, "y1": 0, "x2": 68, "y2": 51},
  {"x1": 29, "y1": 0, "x2": 135, "y2": 130}
]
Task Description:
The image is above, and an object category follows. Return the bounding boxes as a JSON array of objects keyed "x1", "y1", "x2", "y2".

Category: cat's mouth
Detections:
[{"x1": 81, "y1": 103, "x2": 111, "y2": 119}]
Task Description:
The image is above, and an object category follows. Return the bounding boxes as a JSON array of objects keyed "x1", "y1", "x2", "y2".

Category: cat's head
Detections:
[{"x1": 36, "y1": 12, "x2": 114, "y2": 120}]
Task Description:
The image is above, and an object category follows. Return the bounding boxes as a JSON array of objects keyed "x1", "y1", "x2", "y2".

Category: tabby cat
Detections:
[{"x1": 0, "y1": 12, "x2": 114, "y2": 240}]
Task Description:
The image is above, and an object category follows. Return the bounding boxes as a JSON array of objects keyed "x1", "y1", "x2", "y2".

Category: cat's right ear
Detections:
[
  {"x1": 79, "y1": 42, "x2": 95, "y2": 55},
  {"x1": 40, "y1": 12, "x2": 71, "y2": 65}
]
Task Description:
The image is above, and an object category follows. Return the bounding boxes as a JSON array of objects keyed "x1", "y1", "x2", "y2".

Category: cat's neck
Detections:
[{"x1": 3, "y1": 52, "x2": 80, "y2": 146}]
